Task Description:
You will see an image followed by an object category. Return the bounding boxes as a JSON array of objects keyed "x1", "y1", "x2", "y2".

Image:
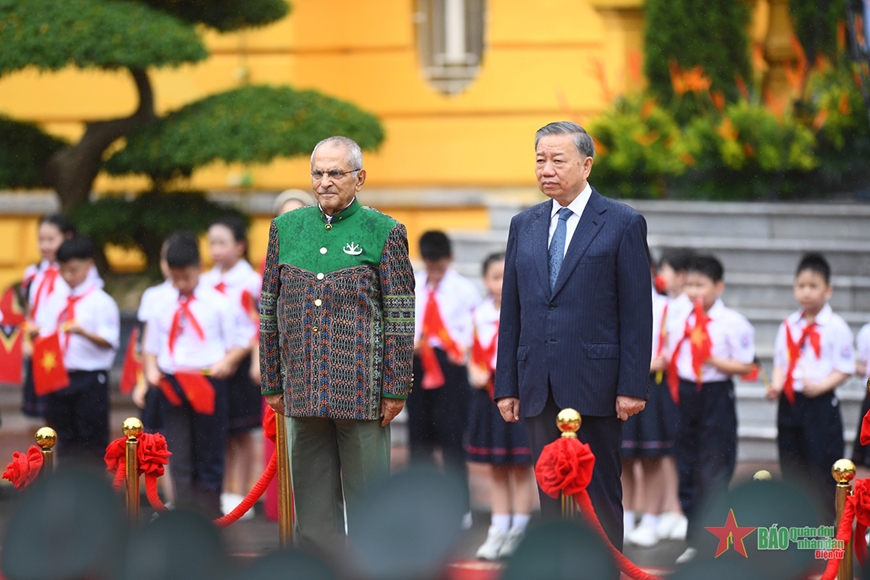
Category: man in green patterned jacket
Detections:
[{"x1": 260, "y1": 136, "x2": 415, "y2": 553}]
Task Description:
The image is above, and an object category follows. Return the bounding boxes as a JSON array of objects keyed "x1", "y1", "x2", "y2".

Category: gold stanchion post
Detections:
[
  {"x1": 753, "y1": 470, "x2": 772, "y2": 481},
  {"x1": 556, "y1": 408, "x2": 582, "y2": 520},
  {"x1": 275, "y1": 411, "x2": 294, "y2": 547},
  {"x1": 123, "y1": 417, "x2": 144, "y2": 523},
  {"x1": 34, "y1": 427, "x2": 57, "y2": 479},
  {"x1": 833, "y1": 458, "x2": 856, "y2": 580}
]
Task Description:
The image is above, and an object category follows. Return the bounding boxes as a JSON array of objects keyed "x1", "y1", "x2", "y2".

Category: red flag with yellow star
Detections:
[
  {"x1": 32, "y1": 333, "x2": 69, "y2": 395},
  {"x1": 119, "y1": 327, "x2": 142, "y2": 395},
  {"x1": 689, "y1": 298, "x2": 712, "y2": 385},
  {"x1": 0, "y1": 286, "x2": 25, "y2": 384}
]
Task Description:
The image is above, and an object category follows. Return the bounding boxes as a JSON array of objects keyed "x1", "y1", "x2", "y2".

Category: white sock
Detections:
[
  {"x1": 511, "y1": 513, "x2": 531, "y2": 532},
  {"x1": 492, "y1": 513, "x2": 511, "y2": 534},
  {"x1": 640, "y1": 513, "x2": 659, "y2": 528},
  {"x1": 624, "y1": 510, "x2": 636, "y2": 530}
]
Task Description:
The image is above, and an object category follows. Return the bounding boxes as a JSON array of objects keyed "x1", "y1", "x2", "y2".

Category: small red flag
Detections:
[
  {"x1": 32, "y1": 333, "x2": 69, "y2": 395},
  {"x1": 160, "y1": 373, "x2": 215, "y2": 415},
  {"x1": 0, "y1": 325, "x2": 22, "y2": 384},
  {"x1": 740, "y1": 364, "x2": 760, "y2": 382},
  {"x1": 120, "y1": 327, "x2": 142, "y2": 395},
  {"x1": 0, "y1": 286, "x2": 24, "y2": 326}
]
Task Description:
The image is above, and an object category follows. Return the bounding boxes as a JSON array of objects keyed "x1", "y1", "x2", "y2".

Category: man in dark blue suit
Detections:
[{"x1": 494, "y1": 121, "x2": 652, "y2": 553}]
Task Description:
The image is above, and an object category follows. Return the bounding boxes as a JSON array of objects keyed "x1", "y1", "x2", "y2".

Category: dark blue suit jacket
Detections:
[{"x1": 494, "y1": 189, "x2": 653, "y2": 418}]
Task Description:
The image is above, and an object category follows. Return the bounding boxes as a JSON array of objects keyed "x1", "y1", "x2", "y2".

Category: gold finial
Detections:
[
  {"x1": 866, "y1": 377, "x2": 870, "y2": 392},
  {"x1": 556, "y1": 408, "x2": 582, "y2": 439},
  {"x1": 753, "y1": 470, "x2": 772, "y2": 481},
  {"x1": 34, "y1": 427, "x2": 57, "y2": 450},
  {"x1": 832, "y1": 459, "x2": 856, "y2": 484},
  {"x1": 122, "y1": 417, "x2": 144, "y2": 440}
]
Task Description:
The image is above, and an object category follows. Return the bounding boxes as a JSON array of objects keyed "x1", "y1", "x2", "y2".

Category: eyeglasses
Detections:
[{"x1": 310, "y1": 168, "x2": 360, "y2": 181}]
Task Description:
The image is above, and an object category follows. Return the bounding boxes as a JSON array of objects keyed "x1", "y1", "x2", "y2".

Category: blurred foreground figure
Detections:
[{"x1": 260, "y1": 136, "x2": 415, "y2": 555}]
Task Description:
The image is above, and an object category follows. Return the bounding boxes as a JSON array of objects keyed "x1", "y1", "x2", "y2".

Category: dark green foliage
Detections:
[
  {"x1": 105, "y1": 85, "x2": 385, "y2": 181},
  {"x1": 789, "y1": 0, "x2": 845, "y2": 62},
  {"x1": 644, "y1": 0, "x2": 752, "y2": 115},
  {"x1": 0, "y1": 0, "x2": 207, "y2": 75},
  {"x1": 70, "y1": 190, "x2": 246, "y2": 274},
  {"x1": 136, "y1": 0, "x2": 290, "y2": 32},
  {"x1": 0, "y1": 116, "x2": 68, "y2": 189}
]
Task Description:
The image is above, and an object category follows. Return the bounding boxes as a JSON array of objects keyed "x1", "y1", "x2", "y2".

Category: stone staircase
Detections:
[{"x1": 447, "y1": 198, "x2": 870, "y2": 462}]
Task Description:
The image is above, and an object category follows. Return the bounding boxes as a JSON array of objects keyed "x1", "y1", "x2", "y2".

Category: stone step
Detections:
[{"x1": 719, "y1": 272, "x2": 870, "y2": 312}]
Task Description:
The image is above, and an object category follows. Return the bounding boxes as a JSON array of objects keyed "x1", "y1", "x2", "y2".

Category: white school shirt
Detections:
[
  {"x1": 200, "y1": 259, "x2": 262, "y2": 298},
  {"x1": 414, "y1": 268, "x2": 481, "y2": 350},
  {"x1": 32, "y1": 264, "x2": 104, "y2": 329},
  {"x1": 857, "y1": 322, "x2": 870, "y2": 381},
  {"x1": 547, "y1": 183, "x2": 592, "y2": 257},
  {"x1": 40, "y1": 283, "x2": 119, "y2": 371},
  {"x1": 137, "y1": 279, "x2": 174, "y2": 323},
  {"x1": 667, "y1": 298, "x2": 755, "y2": 383},
  {"x1": 473, "y1": 296, "x2": 500, "y2": 369},
  {"x1": 773, "y1": 304, "x2": 855, "y2": 392},
  {"x1": 651, "y1": 290, "x2": 669, "y2": 361},
  {"x1": 144, "y1": 284, "x2": 250, "y2": 374}
]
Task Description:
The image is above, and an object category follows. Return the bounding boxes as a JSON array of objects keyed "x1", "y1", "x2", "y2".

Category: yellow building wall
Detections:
[{"x1": 0, "y1": 0, "x2": 776, "y2": 282}]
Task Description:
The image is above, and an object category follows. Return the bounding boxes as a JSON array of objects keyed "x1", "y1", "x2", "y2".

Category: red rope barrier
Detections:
[
  {"x1": 535, "y1": 436, "x2": 660, "y2": 580},
  {"x1": 820, "y1": 478, "x2": 870, "y2": 580},
  {"x1": 213, "y1": 450, "x2": 277, "y2": 528}
]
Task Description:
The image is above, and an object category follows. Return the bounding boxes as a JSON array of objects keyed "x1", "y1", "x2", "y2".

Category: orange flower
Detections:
[
  {"x1": 735, "y1": 76, "x2": 749, "y2": 100},
  {"x1": 683, "y1": 66, "x2": 712, "y2": 93},
  {"x1": 839, "y1": 93, "x2": 851, "y2": 115},
  {"x1": 744, "y1": 143, "x2": 755, "y2": 158},
  {"x1": 789, "y1": 33, "x2": 807, "y2": 70},
  {"x1": 711, "y1": 91, "x2": 725, "y2": 112},
  {"x1": 592, "y1": 136, "x2": 609, "y2": 156},
  {"x1": 784, "y1": 61, "x2": 806, "y2": 93},
  {"x1": 853, "y1": 71, "x2": 864, "y2": 89},
  {"x1": 628, "y1": 50, "x2": 643, "y2": 85},
  {"x1": 813, "y1": 107, "x2": 829, "y2": 130},
  {"x1": 857, "y1": 16, "x2": 867, "y2": 47},
  {"x1": 670, "y1": 61, "x2": 686, "y2": 96},
  {"x1": 752, "y1": 44, "x2": 767, "y2": 73},
  {"x1": 681, "y1": 152, "x2": 696, "y2": 166},
  {"x1": 641, "y1": 99, "x2": 656, "y2": 120},
  {"x1": 717, "y1": 117, "x2": 738, "y2": 141},
  {"x1": 633, "y1": 131, "x2": 660, "y2": 146},
  {"x1": 838, "y1": 20, "x2": 846, "y2": 51},
  {"x1": 764, "y1": 88, "x2": 786, "y2": 120}
]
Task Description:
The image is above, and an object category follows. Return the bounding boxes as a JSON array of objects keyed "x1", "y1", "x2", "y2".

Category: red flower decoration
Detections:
[
  {"x1": 534, "y1": 437, "x2": 595, "y2": 499},
  {"x1": 854, "y1": 479, "x2": 870, "y2": 528},
  {"x1": 263, "y1": 405, "x2": 277, "y2": 443},
  {"x1": 104, "y1": 437, "x2": 126, "y2": 474},
  {"x1": 137, "y1": 433, "x2": 171, "y2": 478},
  {"x1": 3, "y1": 446, "x2": 44, "y2": 490}
]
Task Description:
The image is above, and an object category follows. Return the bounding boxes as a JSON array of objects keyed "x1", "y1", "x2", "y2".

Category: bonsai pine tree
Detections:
[{"x1": 0, "y1": 0, "x2": 385, "y2": 272}]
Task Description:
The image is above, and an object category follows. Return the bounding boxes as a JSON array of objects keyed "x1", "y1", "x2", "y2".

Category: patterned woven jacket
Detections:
[{"x1": 259, "y1": 199, "x2": 415, "y2": 421}]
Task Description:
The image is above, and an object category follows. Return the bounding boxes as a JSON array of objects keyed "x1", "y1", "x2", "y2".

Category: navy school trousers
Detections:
[
  {"x1": 44, "y1": 369, "x2": 110, "y2": 469},
  {"x1": 160, "y1": 374, "x2": 228, "y2": 518},
  {"x1": 407, "y1": 348, "x2": 471, "y2": 512},
  {"x1": 674, "y1": 378, "x2": 737, "y2": 546},
  {"x1": 777, "y1": 390, "x2": 842, "y2": 523}
]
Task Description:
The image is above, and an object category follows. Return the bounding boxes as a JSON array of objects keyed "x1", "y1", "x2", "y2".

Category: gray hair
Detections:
[
  {"x1": 535, "y1": 121, "x2": 595, "y2": 158},
  {"x1": 310, "y1": 136, "x2": 363, "y2": 172}
]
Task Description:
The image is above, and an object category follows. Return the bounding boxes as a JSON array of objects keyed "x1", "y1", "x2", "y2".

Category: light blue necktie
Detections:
[{"x1": 548, "y1": 207, "x2": 573, "y2": 291}]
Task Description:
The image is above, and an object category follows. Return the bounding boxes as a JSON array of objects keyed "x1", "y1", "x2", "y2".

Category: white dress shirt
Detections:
[
  {"x1": 547, "y1": 183, "x2": 592, "y2": 256},
  {"x1": 137, "y1": 279, "x2": 174, "y2": 323},
  {"x1": 667, "y1": 298, "x2": 755, "y2": 383},
  {"x1": 144, "y1": 284, "x2": 250, "y2": 374},
  {"x1": 414, "y1": 267, "x2": 481, "y2": 350},
  {"x1": 774, "y1": 304, "x2": 855, "y2": 392},
  {"x1": 651, "y1": 290, "x2": 669, "y2": 361},
  {"x1": 32, "y1": 264, "x2": 104, "y2": 329},
  {"x1": 40, "y1": 283, "x2": 119, "y2": 371},
  {"x1": 200, "y1": 259, "x2": 262, "y2": 298}
]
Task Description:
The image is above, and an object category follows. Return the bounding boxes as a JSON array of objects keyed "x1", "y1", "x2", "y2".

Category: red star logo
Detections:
[{"x1": 705, "y1": 509, "x2": 756, "y2": 558}]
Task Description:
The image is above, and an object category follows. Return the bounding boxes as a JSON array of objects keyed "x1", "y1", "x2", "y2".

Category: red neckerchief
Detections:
[
  {"x1": 419, "y1": 283, "x2": 464, "y2": 389},
  {"x1": 57, "y1": 285, "x2": 96, "y2": 351},
  {"x1": 30, "y1": 265, "x2": 59, "y2": 319},
  {"x1": 782, "y1": 316, "x2": 822, "y2": 405},
  {"x1": 472, "y1": 319, "x2": 499, "y2": 399},
  {"x1": 168, "y1": 293, "x2": 205, "y2": 355},
  {"x1": 214, "y1": 281, "x2": 227, "y2": 294},
  {"x1": 667, "y1": 299, "x2": 712, "y2": 404}
]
